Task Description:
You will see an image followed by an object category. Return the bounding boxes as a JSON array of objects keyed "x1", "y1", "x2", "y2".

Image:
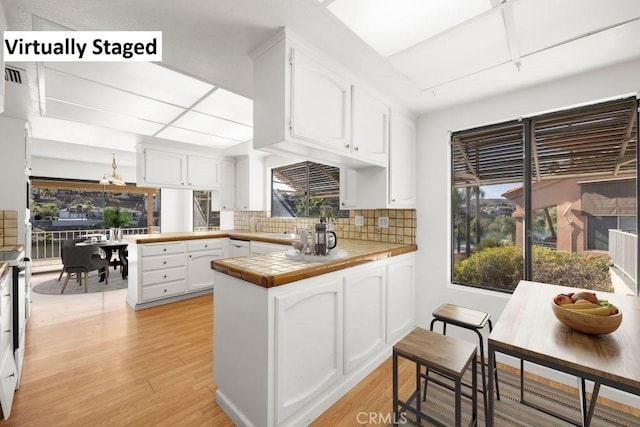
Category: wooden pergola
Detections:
[{"x1": 452, "y1": 97, "x2": 638, "y2": 189}]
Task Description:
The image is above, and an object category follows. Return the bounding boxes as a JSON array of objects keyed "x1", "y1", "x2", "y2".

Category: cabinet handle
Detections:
[
  {"x1": 391, "y1": 198, "x2": 396, "y2": 203},
  {"x1": 205, "y1": 245, "x2": 208, "y2": 248},
  {"x1": 8, "y1": 373, "x2": 14, "y2": 378},
  {"x1": 163, "y1": 289, "x2": 167, "y2": 293},
  {"x1": 3, "y1": 330, "x2": 9, "y2": 333},
  {"x1": 354, "y1": 146, "x2": 359, "y2": 151},
  {"x1": 163, "y1": 248, "x2": 167, "y2": 252},
  {"x1": 163, "y1": 261, "x2": 167, "y2": 265},
  {"x1": 163, "y1": 275, "x2": 167, "y2": 278},
  {"x1": 3, "y1": 293, "x2": 9, "y2": 297},
  {"x1": 344, "y1": 143, "x2": 350, "y2": 149},
  {"x1": 341, "y1": 202, "x2": 345, "y2": 206},
  {"x1": 189, "y1": 255, "x2": 192, "y2": 258}
]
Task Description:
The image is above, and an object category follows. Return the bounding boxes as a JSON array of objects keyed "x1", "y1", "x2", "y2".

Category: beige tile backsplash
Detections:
[
  {"x1": 234, "y1": 209, "x2": 416, "y2": 245},
  {"x1": 0, "y1": 210, "x2": 19, "y2": 246}
]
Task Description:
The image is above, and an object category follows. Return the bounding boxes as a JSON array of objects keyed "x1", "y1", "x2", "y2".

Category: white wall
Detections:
[
  {"x1": 416, "y1": 57, "x2": 640, "y2": 404},
  {"x1": 0, "y1": 116, "x2": 28, "y2": 246}
]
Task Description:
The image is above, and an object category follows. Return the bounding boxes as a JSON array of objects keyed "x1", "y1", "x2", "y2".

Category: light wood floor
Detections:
[{"x1": 3, "y1": 272, "x2": 638, "y2": 426}]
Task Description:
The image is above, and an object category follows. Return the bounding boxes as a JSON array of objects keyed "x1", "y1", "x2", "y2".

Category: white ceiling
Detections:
[{"x1": 2, "y1": 0, "x2": 640, "y2": 154}]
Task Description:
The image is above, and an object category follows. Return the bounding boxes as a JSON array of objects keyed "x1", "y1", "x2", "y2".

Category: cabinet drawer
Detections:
[
  {"x1": 187, "y1": 239, "x2": 224, "y2": 252},
  {"x1": 142, "y1": 254, "x2": 185, "y2": 271},
  {"x1": 0, "y1": 308, "x2": 10, "y2": 357},
  {"x1": 141, "y1": 243, "x2": 186, "y2": 257},
  {"x1": 142, "y1": 267, "x2": 186, "y2": 286},
  {"x1": 141, "y1": 280, "x2": 186, "y2": 302}
]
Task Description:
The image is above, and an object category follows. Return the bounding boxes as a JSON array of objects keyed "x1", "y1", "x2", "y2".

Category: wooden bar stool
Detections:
[
  {"x1": 423, "y1": 304, "x2": 501, "y2": 415},
  {"x1": 393, "y1": 327, "x2": 477, "y2": 427}
]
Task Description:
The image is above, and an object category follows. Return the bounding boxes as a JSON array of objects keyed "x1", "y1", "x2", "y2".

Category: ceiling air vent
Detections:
[{"x1": 4, "y1": 66, "x2": 23, "y2": 84}]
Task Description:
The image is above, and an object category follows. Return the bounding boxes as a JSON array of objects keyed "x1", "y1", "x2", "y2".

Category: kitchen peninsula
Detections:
[{"x1": 211, "y1": 238, "x2": 417, "y2": 427}]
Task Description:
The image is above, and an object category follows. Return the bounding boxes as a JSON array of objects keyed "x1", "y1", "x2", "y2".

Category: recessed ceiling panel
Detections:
[
  {"x1": 172, "y1": 110, "x2": 253, "y2": 141},
  {"x1": 155, "y1": 126, "x2": 242, "y2": 149},
  {"x1": 193, "y1": 88, "x2": 253, "y2": 126},
  {"x1": 513, "y1": 0, "x2": 640, "y2": 56},
  {"x1": 46, "y1": 99, "x2": 165, "y2": 136},
  {"x1": 327, "y1": 0, "x2": 491, "y2": 57},
  {"x1": 46, "y1": 62, "x2": 214, "y2": 107},
  {"x1": 29, "y1": 116, "x2": 140, "y2": 152},
  {"x1": 45, "y1": 68, "x2": 184, "y2": 124},
  {"x1": 389, "y1": 9, "x2": 511, "y2": 90}
]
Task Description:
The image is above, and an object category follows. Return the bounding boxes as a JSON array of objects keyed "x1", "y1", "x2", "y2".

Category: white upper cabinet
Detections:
[
  {"x1": 137, "y1": 145, "x2": 221, "y2": 190},
  {"x1": 339, "y1": 168, "x2": 358, "y2": 209},
  {"x1": 290, "y1": 48, "x2": 351, "y2": 151},
  {"x1": 187, "y1": 155, "x2": 221, "y2": 189},
  {"x1": 252, "y1": 29, "x2": 387, "y2": 169},
  {"x1": 220, "y1": 159, "x2": 236, "y2": 211},
  {"x1": 235, "y1": 156, "x2": 250, "y2": 210},
  {"x1": 389, "y1": 112, "x2": 416, "y2": 207},
  {"x1": 142, "y1": 148, "x2": 186, "y2": 187},
  {"x1": 351, "y1": 86, "x2": 388, "y2": 166}
]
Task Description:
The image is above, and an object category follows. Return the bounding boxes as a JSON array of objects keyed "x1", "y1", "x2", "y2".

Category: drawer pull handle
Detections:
[
  {"x1": 3, "y1": 294, "x2": 9, "y2": 297},
  {"x1": 189, "y1": 255, "x2": 192, "y2": 258},
  {"x1": 3, "y1": 330, "x2": 9, "y2": 333},
  {"x1": 8, "y1": 373, "x2": 14, "y2": 378},
  {"x1": 163, "y1": 275, "x2": 167, "y2": 278},
  {"x1": 163, "y1": 248, "x2": 167, "y2": 252},
  {"x1": 205, "y1": 245, "x2": 208, "y2": 248},
  {"x1": 163, "y1": 289, "x2": 167, "y2": 293},
  {"x1": 163, "y1": 261, "x2": 167, "y2": 265}
]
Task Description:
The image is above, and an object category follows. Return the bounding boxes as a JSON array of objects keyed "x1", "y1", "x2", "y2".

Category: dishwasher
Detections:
[{"x1": 228, "y1": 238, "x2": 250, "y2": 257}]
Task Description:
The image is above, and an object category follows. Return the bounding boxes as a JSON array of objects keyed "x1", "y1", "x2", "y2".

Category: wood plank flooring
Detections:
[{"x1": 3, "y1": 272, "x2": 637, "y2": 426}]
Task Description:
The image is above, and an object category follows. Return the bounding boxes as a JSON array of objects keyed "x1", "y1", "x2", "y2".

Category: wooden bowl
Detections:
[{"x1": 551, "y1": 301, "x2": 622, "y2": 335}]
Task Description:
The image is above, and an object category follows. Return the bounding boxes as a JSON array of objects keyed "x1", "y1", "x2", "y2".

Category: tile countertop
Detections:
[
  {"x1": 211, "y1": 239, "x2": 417, "y2": 288},
  {"x1": 127, "y1": 230, "x2": 300, "y2": 245}
]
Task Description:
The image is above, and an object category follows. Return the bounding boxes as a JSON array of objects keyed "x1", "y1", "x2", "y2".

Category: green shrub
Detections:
[
  {"x1": 475, "y1": 237, "x2": 503, "y2": 252},
  {"x1": 453, "y1": 245, "x2": 612, "y2": 292}
]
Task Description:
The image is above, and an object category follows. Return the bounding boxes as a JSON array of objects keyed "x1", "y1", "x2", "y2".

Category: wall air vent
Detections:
[{"x1": 4, "y1": 66, "x2": 23, "y2": 84}]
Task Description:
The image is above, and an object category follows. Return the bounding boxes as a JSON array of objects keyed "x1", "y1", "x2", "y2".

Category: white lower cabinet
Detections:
[
  {"x1": 214, "y1": 253, "x2": 415, "y2": 426},
  {"x1": 128, "y1": 238, "x2": 228, "y2": 309},
  {"x1": 343, "y1": 266, "x2": 386, "y2": 374},
  {"x1": 386, "y1": 254, "x2": 415, "y2": 344},
  {"x1": 0, "y1": 273, "x2": 15, "y2": 420},
  {"x1": 250, "y1": 241, "x2": 289, "y2": 255},
  {"x1": 274, "y1": 279, "x2": 343, "y2": 424},
  {"x1": 140, "y1": 242, "x2": 187, "y2": 302},
  {"x1": 187, "y1": 239, "x2": 224, "y2": 292}
]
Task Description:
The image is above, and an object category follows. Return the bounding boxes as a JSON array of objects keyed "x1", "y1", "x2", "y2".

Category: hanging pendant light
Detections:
[{"x1": 99, "y1": 153, "x2": 126, "y2": 186}]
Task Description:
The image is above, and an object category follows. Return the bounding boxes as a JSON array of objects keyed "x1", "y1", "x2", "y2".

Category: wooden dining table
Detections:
[{"x1": 487, "y1": 280, "x2": 640, "y2": 427}]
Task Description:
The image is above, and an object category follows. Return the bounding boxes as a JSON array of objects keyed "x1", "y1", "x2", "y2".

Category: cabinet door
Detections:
[
  {"x1": 389, "y1": 113, "x2": 416, "y2": 207},
  {"x1": 351, "y1": 86, "x2": 388, "y2": 165},
  {"x1": 386, "y1": 255, "x2": 415, "y2": 344},
  {"x1": 188, "y1": 249, "x2": 223, "y2": 292},
  {"x1": 339, "y1": 168, "x2": 357, "y2": 209},
  {"x1": 0, "y1": 351, "x2": 17, "y2": 420},
  {"x1": 144, "y1": 149, "x2": 186, "y2": 187},
  {"x1": 275, "y1": 279, "x2": 342, "y2": 423},
  {"x1": 221, "y1": 159, "x2": 236, "y2": 210},
  {"x1": 187, "y1": 155, "x2": 221, "y2": 189},
  {"x1": 290, "y1": 48, "x2": 350, "y2": 151},
  {"x1": 235, "y1": 157, "x2": 249, "y2": 210},
  {"x1": 343, "y1": 266, "x2": 386, "y2": 374}
]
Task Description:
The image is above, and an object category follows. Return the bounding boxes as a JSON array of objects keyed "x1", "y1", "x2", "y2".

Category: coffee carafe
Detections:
[{"x1": 314, "y1": 221, "x2": 337, "y2": 255}]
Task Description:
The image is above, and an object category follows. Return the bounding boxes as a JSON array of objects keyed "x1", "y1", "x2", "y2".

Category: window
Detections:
[
  {"x1": 30, "y1": 178, "x2": 159, "y2": 261},
  {"x1": 271, "y1": 161, "x2": 348, "y2": 218},
  {"x1": 451, "y1": 97, "x2": 638, "y2": 294},
  {"x1": 193, "y1": 191, "x2": 219, "y2": 231}
]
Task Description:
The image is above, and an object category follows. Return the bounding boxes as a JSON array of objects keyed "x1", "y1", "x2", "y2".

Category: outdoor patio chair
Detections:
[{"x1": 60, "y1": 244, "x2": 109, "y2": 293}]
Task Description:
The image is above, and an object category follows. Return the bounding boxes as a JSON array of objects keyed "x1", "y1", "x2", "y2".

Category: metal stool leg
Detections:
[
  {"x1": 473, "y1": 329, "x2": 488, "y2": 414},
  {"x1": 422, "y1": 318, "x2": 440, "y2": 401}
]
